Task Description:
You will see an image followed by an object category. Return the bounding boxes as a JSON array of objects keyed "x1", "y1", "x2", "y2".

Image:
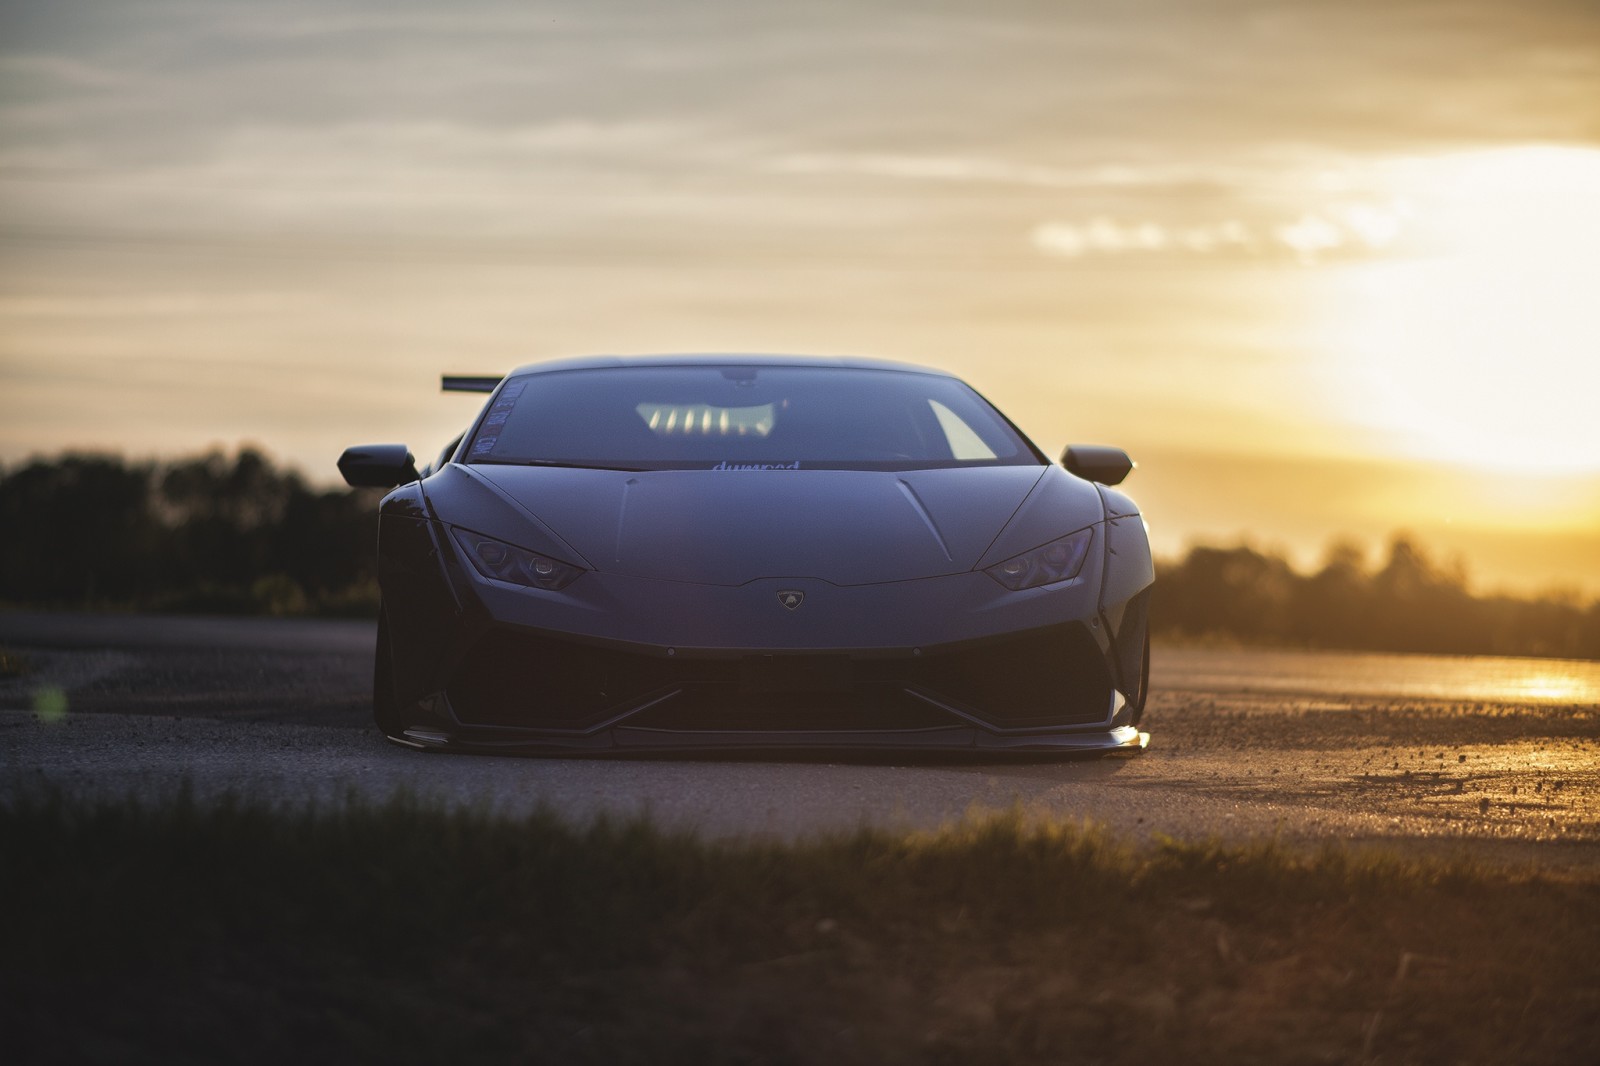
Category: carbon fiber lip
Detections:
[{"x1": 394, "y1": 723, "x2": 1148, "y2": 756}]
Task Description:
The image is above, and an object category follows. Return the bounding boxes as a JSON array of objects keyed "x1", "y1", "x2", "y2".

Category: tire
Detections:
[
  {"x1": 373, "y1": 608, "x2": 401, "y2": 736},
  {"x1": 1129, "y1": 629, "x2": 1150, "y2": 727}
]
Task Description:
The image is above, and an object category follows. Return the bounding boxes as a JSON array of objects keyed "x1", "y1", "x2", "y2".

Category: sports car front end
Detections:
[{"x1": 342, "y1": 356, "x2": 1153, "y2": 756}]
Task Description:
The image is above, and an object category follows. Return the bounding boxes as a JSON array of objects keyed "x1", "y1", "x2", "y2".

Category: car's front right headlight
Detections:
[
  {"x1": 451, "y1": 528, "x2": 583, "y2": 591},
  {"x1": 984, "y1": 528, "x2": 1093, "y2": 591}
]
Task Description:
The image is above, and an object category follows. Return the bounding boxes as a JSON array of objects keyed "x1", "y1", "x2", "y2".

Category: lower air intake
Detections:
[{"x1": 446, "y1": 622, "x2": 1113, "y2": 733}]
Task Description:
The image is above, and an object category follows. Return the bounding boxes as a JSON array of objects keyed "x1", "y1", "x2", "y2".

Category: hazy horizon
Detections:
[{"x1": 3, "y1": 0, "x2": 1597, "y2": 595}]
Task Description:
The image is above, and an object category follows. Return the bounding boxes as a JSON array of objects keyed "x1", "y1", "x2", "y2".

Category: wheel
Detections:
[{"x1": 373, "y1": 608, "x2": 401, "y2": 736}]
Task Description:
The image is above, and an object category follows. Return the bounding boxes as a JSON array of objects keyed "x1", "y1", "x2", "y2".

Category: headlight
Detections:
[
  {"x1": 984, "y1": 528, "x2": 1092, "y2": 591},
  {"x1": 451, "y1": 528, "x2": 583, "y2": 591}
]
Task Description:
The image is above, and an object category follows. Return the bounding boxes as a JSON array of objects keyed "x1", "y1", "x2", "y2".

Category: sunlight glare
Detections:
[
  {"x1": 1514, "y1": 673, "x2": 1591, "y2": 703},
  {"x1": 1328, "y1": 146, "x2": 1600, "y2": 472}
]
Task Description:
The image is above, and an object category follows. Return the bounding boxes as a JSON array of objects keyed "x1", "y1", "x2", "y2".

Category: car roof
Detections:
[{"x1": 505, "y1": 353, "x2": 955, "y2": 378}]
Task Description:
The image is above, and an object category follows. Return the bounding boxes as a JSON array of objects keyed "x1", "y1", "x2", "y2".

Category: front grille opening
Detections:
[
  {"x1": 912, "y1": 623, "x2": 1112, "y2": 729},
  {"x1": 447, "y1": 622, "x2": 1113, "y2": 734},
  {"x1": 626, "y1": 685, "x2": 954, "y2": 732},
  {"x1": 448, "y1": 629, "x2": 678, "y2": 729}
]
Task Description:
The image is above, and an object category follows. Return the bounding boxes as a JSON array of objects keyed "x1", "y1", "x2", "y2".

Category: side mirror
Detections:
[
  {"x1": 338, "y1": 444, "x2": 420, "y2": 488},
  {"x1": 1061, "y1": 445, "x2": 1134, "y2": 486}
]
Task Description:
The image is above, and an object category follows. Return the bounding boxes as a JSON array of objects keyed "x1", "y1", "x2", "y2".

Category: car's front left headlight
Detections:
[
  {"x1": 451, "y1": 528, "x2": 584, "y2": 591},
  {"x1": 984, "y1": 528, "x2": 1093, "y2": 591}
]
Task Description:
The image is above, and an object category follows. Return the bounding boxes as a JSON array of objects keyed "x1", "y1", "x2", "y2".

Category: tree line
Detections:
[
  {"x1": 2, "y1": 449, "x2": 1595, "y2": 658},
  {"x1": 1153, "y1": 538, "x2": 1600, "y2": 659},
  {"x1": 0, "y1": 449, "x2": 380, "y2": 617}
]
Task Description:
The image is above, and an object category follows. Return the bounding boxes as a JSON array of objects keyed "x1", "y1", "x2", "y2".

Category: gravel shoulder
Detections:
[{"x1": 2, "y1": 612, "x2": 1597, "y2": 873}]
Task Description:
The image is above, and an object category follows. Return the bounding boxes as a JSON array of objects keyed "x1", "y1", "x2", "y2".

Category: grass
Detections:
[
  {"x1": 2, "y1": 790, "x2": 1597, "y2": 1065},
  {"x1": 0, "y1": 645, "x2": 31, "y2": 679}
]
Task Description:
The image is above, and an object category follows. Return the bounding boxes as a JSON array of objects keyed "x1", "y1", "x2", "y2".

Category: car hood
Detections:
[{"x1": 442, "y1": 464, "x2": 1097, "y2": 587}]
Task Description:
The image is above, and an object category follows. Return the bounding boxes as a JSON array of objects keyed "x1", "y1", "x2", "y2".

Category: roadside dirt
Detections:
[{"x1": 2, "y1": 616, "x2": 1596, "y2": 868}]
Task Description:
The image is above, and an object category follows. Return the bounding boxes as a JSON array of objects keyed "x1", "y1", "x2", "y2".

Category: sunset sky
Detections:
[{"x1": 2, "y1": 0, "x2": 1597, "y2": 594}]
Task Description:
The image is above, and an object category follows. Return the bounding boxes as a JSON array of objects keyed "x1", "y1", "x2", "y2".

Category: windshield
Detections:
[{"x1": 464, "y1": 365, "x2": 1041, "y2": 471}]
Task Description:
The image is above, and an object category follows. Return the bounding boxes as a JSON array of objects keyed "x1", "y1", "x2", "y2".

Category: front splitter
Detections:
[{"x1": 391, "y1": 724, "x2": 1149, "y2": 757}]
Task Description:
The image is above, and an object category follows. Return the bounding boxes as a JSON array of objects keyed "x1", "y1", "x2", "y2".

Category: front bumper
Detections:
[
  {"x1": 392, "y1": 620, "x2": 1146, "y2": 756},
  {"x1": 379, "y1": 513, "x2": 1150, "y2": 756}
]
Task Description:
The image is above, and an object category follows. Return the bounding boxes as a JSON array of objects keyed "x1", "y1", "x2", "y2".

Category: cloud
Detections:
[
  {"x1": 761, "y1": 152, "x2": 1269, "y2": 191},
  {"x1": 10, "y1": 0, "x2": 1596, "y2": 174},
  {"x1": 1276, "y1": 214, "x2": 1345, "y2": 261},
  {"x1": 1031, "y1": 223, "x2": 1089, "y2": 257},
  {"x1": 1033, "y1": 203, "x2": 1410, "y2": 263},
  {"x1": 0, "y1": 292, "x2": 305, "y2": 318},
  {"x1": 0, "y1": 53, "x2": 132, "y2": 89},
  {"x1": 768, "y1": 152, "x2": 1090, "y2": 187},
  {"x1": 1034, "y1": 217, "x2": 1233, "y2": 258},
  {"x1": 1340, "y1": 203, "x2": 1406, "y2": 248}
]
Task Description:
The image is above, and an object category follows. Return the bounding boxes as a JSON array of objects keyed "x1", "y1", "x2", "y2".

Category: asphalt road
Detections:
[{"x1": 2, "y1": 611, "x2": 1596, "y2": 872}]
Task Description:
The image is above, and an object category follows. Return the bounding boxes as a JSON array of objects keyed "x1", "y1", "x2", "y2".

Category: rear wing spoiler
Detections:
[{"x1": 442, "y1": 375, "x2": 502, "y2": 393}]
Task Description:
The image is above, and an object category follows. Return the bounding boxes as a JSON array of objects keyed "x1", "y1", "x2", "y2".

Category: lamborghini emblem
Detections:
[{"x1": 777, "y1": 590, "x2": 805, "y2": 610}]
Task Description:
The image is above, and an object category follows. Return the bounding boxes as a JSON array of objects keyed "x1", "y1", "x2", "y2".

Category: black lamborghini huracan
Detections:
[{"x1": 339, "y1": 355, "x2": 1153, "y2": 755}]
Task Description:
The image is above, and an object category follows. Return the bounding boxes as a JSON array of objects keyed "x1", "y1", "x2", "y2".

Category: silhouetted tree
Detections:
[
  {"x1": 1288, "y1": 538, "x2": 1368, "y2": 644},
  {"x1": 0, "y1": 454, "x2": 157, "y2": 605},
  {"x1": 1152, "y1": 544, "x2": 1296, "y2": 643},
  {"x1": 1366, "y1": 535, "x2": 1482, "y2": 653},
  {"x1": 1154, "y1": 535, "x2": 1597, "y2": 659},
  {"x1": 0, "y1": 449, "x2": 377, "y2": 614}
]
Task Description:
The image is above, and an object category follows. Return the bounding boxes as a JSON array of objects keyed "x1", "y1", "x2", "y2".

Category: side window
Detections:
[{"x1": 928, "y1": 400, "x2": 998, "y2": 460}]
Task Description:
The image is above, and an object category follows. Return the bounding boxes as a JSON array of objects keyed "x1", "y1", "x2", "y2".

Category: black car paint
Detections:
[{"x1": 351, "y1": 355, "x2": 1154, "y2": 755}]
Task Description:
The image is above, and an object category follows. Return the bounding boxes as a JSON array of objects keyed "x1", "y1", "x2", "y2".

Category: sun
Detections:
[{"x1": 1325, "y1": 145, "x2": 1600, "y2": 473}]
